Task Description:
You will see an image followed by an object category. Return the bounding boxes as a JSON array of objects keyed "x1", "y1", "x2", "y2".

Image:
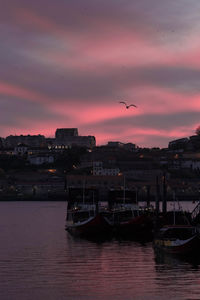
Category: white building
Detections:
[
  {"x1": 14, "y1": 144, "x2": 28, "y2": 156},
  {"x1": 28, "y1": 155, "x2": 54, "y2": 165},
  {"x1": 93, "y1": 161, "x2": 120, "y2": 176},
  {"x1": 181, "y1": 159, "x2": 200, "y2": 170}
]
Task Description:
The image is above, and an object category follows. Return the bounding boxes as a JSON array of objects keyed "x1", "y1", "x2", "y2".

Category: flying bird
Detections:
[{"x1": 119, "y1": 101, "x2": 137, "y2": 109}]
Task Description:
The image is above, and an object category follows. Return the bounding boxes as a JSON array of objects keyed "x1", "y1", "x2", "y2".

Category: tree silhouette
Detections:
[{"x1": 196, "y1": 126, "x2": 200, "y2": 136}]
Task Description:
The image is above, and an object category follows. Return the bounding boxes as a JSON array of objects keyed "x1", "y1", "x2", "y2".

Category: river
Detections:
[{"x1": 0, "y1": 201, "x2": 200, "y2": 300}]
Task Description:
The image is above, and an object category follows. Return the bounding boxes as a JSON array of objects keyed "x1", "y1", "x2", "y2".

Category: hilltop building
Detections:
[
  {"x1": 55, "y1": 128, "x2": 78, "y2": 139},
  {"x1": 2, "y1": 128, "x2": 96, "y2": 150},
  {"x1": 189, "y1": 135, "x2": 200, "y2": 151},
  {"x1": 168, "y1": 138, "x2": 189, "y2": 151},
  {"x1": 54, "y1": 128, "x2": 96, "y2": 149},
  {"x1": 5, "y1": 135, "x2": 46, "y2": 148},
  {"x1": 168, "y1": 135, "x2": 200, "y2": 152},
  {"x1": 107, "y1": 141, "x2": 136, "y2": 151}
]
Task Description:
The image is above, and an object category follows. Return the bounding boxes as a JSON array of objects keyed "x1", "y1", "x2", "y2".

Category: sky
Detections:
[{"x1": 1, "y1": 0, "x2": 200, "y2": 148}]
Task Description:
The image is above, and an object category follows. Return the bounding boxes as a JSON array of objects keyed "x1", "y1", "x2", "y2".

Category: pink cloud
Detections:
[
  {"x1": 1, "y1": 4, "x2": 200, "y2": 148},
  {"x1": 0, "y1": 81, "x2": 49, "y2": 104}
]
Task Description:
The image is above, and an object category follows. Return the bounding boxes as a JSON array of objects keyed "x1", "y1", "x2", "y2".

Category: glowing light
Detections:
[{"x1": 48, "y1": 169, "x2": 57, "y2": 173}]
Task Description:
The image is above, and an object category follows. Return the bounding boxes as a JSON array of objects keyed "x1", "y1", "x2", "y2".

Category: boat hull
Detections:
[
  {"x1": 114, "y1": 214, "x2": 154, "y2": 240},
  {"x1": 154, "y1": 233, "x2": 200, "y2": 255},
  {"x1": 66, "y1": 213, "x2": 112, "y2": 238}
]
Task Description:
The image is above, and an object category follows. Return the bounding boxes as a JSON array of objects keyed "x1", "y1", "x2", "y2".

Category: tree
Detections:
[{"x1": 196, "y1": 126, "x2": 200, "y2": 136}]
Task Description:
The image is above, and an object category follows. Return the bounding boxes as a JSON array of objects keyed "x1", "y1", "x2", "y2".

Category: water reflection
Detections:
[
  {"x1": 64, "y1": 234, "x2": 156, "y2": 300},
  {"x1": 154, "y1": 246, "x2": 200, "y2": 269},
  {"x1": 153, "y1": 247, "x2": 200, "y2": 300},
  {"x1": 1, "y1": 201, "x2": 200, "y2": 300}
]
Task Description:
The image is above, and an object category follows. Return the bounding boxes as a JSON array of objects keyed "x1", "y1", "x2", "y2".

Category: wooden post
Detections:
[
  {"x1": 162, "y1": 172, "x2": 167, "y2": 214},
  {"x1": 146, "y1": 185, "x2": 150, "y2": 207},
  {"x1": 156, "y1": 176, "x2": 160, "y2": 215}
]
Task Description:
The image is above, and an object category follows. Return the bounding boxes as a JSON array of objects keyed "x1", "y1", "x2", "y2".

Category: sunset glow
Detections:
[{"x1": 1, "y1": 1, "x2": 200, "y2": 147}]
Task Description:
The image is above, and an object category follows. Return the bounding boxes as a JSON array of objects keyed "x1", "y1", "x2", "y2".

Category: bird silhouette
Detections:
[{"x1": 119, "y1": 101, "x2": 137, "y2": 109}]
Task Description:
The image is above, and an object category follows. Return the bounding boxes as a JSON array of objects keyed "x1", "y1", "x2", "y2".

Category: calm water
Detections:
[{"x1": 0, "y1": 201, "x2": 200, "y2": 300}]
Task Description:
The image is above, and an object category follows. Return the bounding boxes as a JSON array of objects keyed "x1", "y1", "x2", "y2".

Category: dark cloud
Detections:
[
  {"x1": 0, "y1": 1, "x2": 200, "y2": 101},
  {"x1": 0, "y1": 96, "x2": 69, "y2": 127},
  {"x1": 83, "y1": 111, "x2": 200, "y2": 133},
  {"x1": 81, "y1": 110, "x2": 200, "y2": 147},
  {"x1": 1, "y1": 62, "x2": 200, "y2": 105},
  {"x1": 0, "y1": 0, "x2": 200, "y2": 146},
  {"x1": 1, "y1": 0, "x2": 199, "y2": 33},
  {"x1": 138, "y1": 66, "x2": 200, "y2": 93}
]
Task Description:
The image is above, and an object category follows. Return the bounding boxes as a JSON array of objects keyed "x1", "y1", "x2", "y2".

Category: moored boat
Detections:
[
  {"x1": 153, "y1": 224, "x2": 200, "y2": 255},
  {"x1": 65, "y1": 203, "x2": 112, "y2": 238},
  {"x1": 108, "y1": 188, "x2": 154, "y2": 240},
  {"x1": 65, "y1": 187, "x2": 112, "y2": 238},
  {"x1": 111, "y1": 204, "x2": 154, "y2": 240}
]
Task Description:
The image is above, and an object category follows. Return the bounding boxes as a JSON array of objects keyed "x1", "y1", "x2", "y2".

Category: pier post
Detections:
[
  {"x1": 146, "y1": 185, "x2": 150, "y2": 207},
  {"x1": 156, "y1": 176, "x2": 160, "y2": 215},
  {"x1": 162, "y1": 172, "x2": 167, "y2": 214},
  {"x1": 154, "y1": 176, "x2": 160, "y2": 230}
]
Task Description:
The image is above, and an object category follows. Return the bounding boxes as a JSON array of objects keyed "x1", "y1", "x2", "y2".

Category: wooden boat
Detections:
[
  {"x1": 65, "y1": 203, "x2": 112, "y2": 238},
  {"x1": 111, "y1": 204, "x2": 154, "y2": 240},
  {"x1": 108, "y1": 187, "x2": 154, "y2": 240},
  {"x1": 65, "y1": 187, "x2": 112, "y2": 238},
  {"x1": 153, "y1": 197, "x2": 200, "y2": 255},
  {"x1": 153, "y1": 225, "x2": 200, "y2": 255},
  {"x1": 158, "y1": 210, "x2": 192, "y2": 228}
]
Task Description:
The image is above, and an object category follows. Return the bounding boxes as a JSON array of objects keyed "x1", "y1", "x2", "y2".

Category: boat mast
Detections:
[
  {"x1": 82, "y1": 176, "x2": 85, "y2": 204},
  {"x1": 123, "y1": 175, "x2": 126, "y2": 204},
  {"x1": 173, "y1": 190, "x2": 176, "y2": 225}
]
